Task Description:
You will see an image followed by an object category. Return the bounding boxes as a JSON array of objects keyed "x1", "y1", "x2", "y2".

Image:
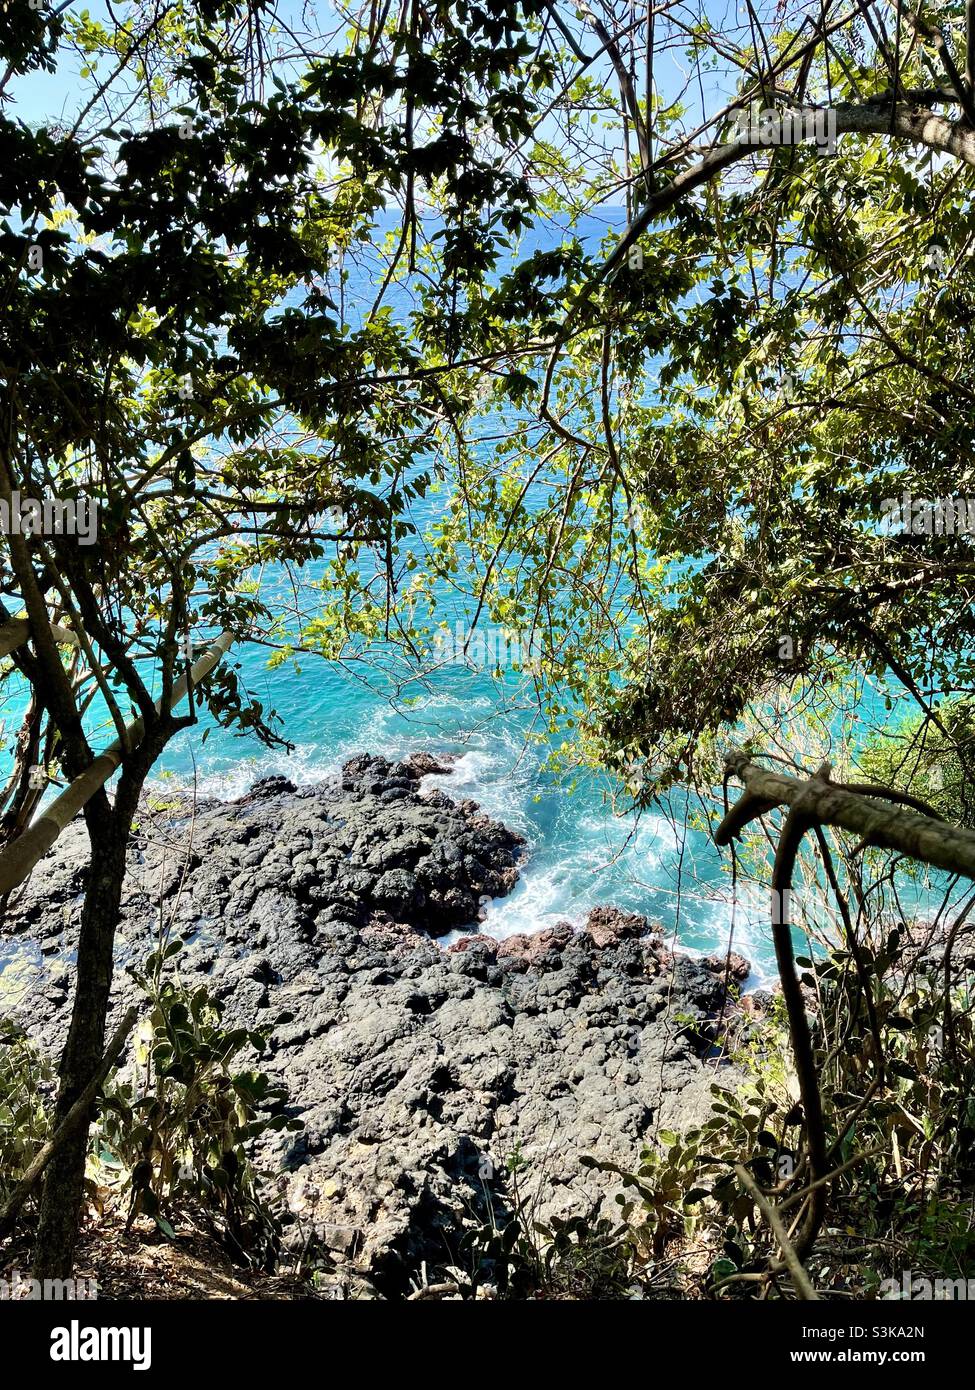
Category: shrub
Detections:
[
  {"x1": 95, "y1": 942, "x2": 302, "y2": 1270},
  {"x1": 588, "y1": 942, "x2": 975, "y2": 1299},
  {"x1": 0, "y1": 1017, "x2": 52, "y2": 1218},
  {"x1": 860, "y1": 696, "x2": 975, "y2": 828}
]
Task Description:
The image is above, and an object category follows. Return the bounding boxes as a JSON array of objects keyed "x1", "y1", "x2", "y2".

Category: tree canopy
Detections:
[{"x1": 4, "y1": 0, "x2": 975, "y2": 1288}]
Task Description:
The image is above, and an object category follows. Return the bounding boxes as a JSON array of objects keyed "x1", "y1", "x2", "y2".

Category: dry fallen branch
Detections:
[
  {"x1": 0, "y1": 616, "x2": 80, "y2": 657},
  {"x1": 717, "y1": 751, "x2": 975, "y2": 879}
]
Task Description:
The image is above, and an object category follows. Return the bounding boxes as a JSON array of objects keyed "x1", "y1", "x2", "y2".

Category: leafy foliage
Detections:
[
  {"x1": 0, "y1": 1017, "x2": 52, "y2": 1215},
  {"x1": 861, "y1": 698, "x2": 975, "y2": 829},
  {"x1": 586, "y1": 940, "x2": 975, "y2": 1298},
  {"x1": 95, "y1": 946, "x2": 302, "y2": 1269},
  {"x1": 449, "y1": 1147, "x2": 633, "y2": 1300}
]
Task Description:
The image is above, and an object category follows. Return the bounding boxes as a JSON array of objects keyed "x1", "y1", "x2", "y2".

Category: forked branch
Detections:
[{"x1": 717, "y1": 750, "x2": 975, "y2": 1274}]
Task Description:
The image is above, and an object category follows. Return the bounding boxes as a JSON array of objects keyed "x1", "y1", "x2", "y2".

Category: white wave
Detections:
[
  {"x1": 151, "y1": 741, "x2": 340, "y2": 802},
  {"x1": 691, "y1": 894, "x2": 776, "y2": 987},
  {"x1": 570, "y1": 807, "x2": 681, "y2": 876},
  {"x1": 480, "y1": 888, "x2": 582, "y2": 939}
]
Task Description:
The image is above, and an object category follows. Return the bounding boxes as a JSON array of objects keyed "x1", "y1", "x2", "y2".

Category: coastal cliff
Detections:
[{"x1": 2, "y1": 754, "x2": 743, "y2": 1296}]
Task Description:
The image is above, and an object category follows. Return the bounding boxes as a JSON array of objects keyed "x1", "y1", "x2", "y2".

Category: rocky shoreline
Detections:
[{"x1": 1, "y1": 753, "x2": 746, "y2": 1296}]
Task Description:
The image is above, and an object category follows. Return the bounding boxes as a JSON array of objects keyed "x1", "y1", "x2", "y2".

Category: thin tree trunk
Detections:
[
  {"x1": 717, "y1": 750, "x2": 975, "y2": 1273},
  {"x1": 0, "y1": 631, "x2": 232, "y2": 897},
  {"x1": 31, "y1": 769, "x2": 146, "y2": 1281},
  {"x1": 24, "y1": 639, "x2": 229, "y2": 1276},
  {"x1": 0, "y1": 691, "x2": 42, "y2": 839}
]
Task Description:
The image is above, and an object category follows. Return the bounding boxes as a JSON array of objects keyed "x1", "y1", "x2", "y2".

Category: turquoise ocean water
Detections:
[
  {"x1": 4, "y1": 212, "x2": 892, "y2": 981},
  {"x1": 148, "y1": 211, "x2": 777, "y2": 971},
  {"x1": 154, "y1": 599, "x2": 757, "y2": 966}
]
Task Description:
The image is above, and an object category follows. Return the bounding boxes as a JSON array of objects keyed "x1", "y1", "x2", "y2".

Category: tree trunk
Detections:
[
  {"x1": 31, "y1": 769, "x2": 145, "y2": 1280},
  {"x1": 0, "y1": 691, "x2": 42, "y2": 842},
  {"x1": 24, "y1": 642, "x2": 229, "y2": 1276}
]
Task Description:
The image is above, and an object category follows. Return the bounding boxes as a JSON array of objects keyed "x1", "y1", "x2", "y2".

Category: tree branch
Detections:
[
  {"x1": 734, "y1": 1162, "x2": 820, "y2": 1299},
  {"x1": 717, "y1": 750, "x2": 975, "y2": 880},
  {"x1": 0, "y1": 631, "x2": 234, "y2": 896}
]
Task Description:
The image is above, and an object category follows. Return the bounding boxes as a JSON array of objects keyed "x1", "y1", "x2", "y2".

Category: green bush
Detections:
[
  {"x1": 860, "y1": 696, "x2": 975, "y2": 828},
  {"x1": 444, "y1": 1146, "x2": 632, "y2": 1300},
  {"x1": 0, "y1": 1016, "x2": 52, "y2": 1216},
  {"x1": 587, "y1": 940, "x2": 975, "y2": 1299},
  {"x1": 95, "y1": 942, "x2": 303, "y2": 1270}
]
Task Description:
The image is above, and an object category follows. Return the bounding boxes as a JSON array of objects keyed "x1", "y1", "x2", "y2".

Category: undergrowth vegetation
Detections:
[
  {"x1": 95, "y1": 943, "x2": 303, "y2": 1271},
  {"x1": 4, "y1": 909, "x2": 975, "y2": 1299},
  {"x1": 0, "y1": 1018, "x2": 52, "y2": 1213},
  {"x1": 441, "y1": 931, "x2": 975, "y2": 1302},
  {"x1": 0, "y1": 949, "x2": 301, "y2": 1274}
]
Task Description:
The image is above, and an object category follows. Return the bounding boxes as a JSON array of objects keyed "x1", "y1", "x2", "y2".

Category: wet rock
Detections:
[
  {"x1": 496, "y1": 922, "x2": 574, "y2": 970},
  {"x1": 741, "y1": 989, "x2": 776, "y2": 1019},
  {"x1": 235, "y1": 776, "x2": 298, "y2": 805},
  {"x1": 399, "y1": 752, "x2": 456, "y2": 779}
]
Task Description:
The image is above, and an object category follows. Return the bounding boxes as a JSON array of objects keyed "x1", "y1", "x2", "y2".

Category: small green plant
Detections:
[
  {"x1": 452, "y1": 1147, "x2": 631, "y2": 1300},
  {"x1": 582, "y1": 930, "x2": 975, "y2": 1300},
  {"x1": 0, "y1": 1016, "x2": 52, "y2": 1213},
  {"x1": 860, "y1": 697, "x2": 975, "y2": 829},
  {"x1": 95, "y1": 942, "x2": 302, "y2": 1269}
]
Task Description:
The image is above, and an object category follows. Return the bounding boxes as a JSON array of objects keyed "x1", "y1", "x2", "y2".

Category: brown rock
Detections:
[
  {"x1": 399, "y1": 752, "x2": 456, "y2": 779},
  {"x1": 361, "y1": 914, "x2": 425, "y2": 953},
  {"x1": 701, "y1": 951, "x2": 751, "y2": 982},
  {"x1": 583, "y1": 905, "x2": 649, "y2": 949},
  {"x1": 496, "y1": 923, "x2": 573, "y2": 968},
  {"x1": 447, "y1": 935, "x2": 498, "y2": 958}
]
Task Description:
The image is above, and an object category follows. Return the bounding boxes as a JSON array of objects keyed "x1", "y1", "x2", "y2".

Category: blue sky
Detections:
[{"x1": 9, "y1": 0, "x2": 742, "y2": 134}]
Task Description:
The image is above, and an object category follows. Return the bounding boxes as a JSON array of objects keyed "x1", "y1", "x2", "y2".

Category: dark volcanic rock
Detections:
[
  {"x1": 6, "y1": 754, "x2": 522, "y2": 949},
  {"x1": 902, "y1": 913, "x2": 975, "y2": 976},
  {"x1": 1, "y1": 753, "x2": 743, "y2": 1297}
]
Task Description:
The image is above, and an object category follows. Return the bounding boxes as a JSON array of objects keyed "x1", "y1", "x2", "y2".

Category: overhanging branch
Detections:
[
  {"x1": 717, "y1": 750, "x2": 975, "y2": 881},
  {"x1": 717, "y1": 749, "x2": 975, "y2": 1271},
  {"x1": 0, "y1": 616, "x2": 79, "y2": 657},
  {"x1": 541, "y1": 100, "x2": 975, "y2": 440},
  {"x1": 0, "y1": 631, "x2": 234, "y2": 896},
  {"x1": 608, "y1": 103, "x2": 975, "y2": 290}
]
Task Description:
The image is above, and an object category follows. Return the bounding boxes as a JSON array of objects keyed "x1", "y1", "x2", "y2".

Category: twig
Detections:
[{"x1": 735, "y1": 1163, "x2": 820, "y2": 1300}]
